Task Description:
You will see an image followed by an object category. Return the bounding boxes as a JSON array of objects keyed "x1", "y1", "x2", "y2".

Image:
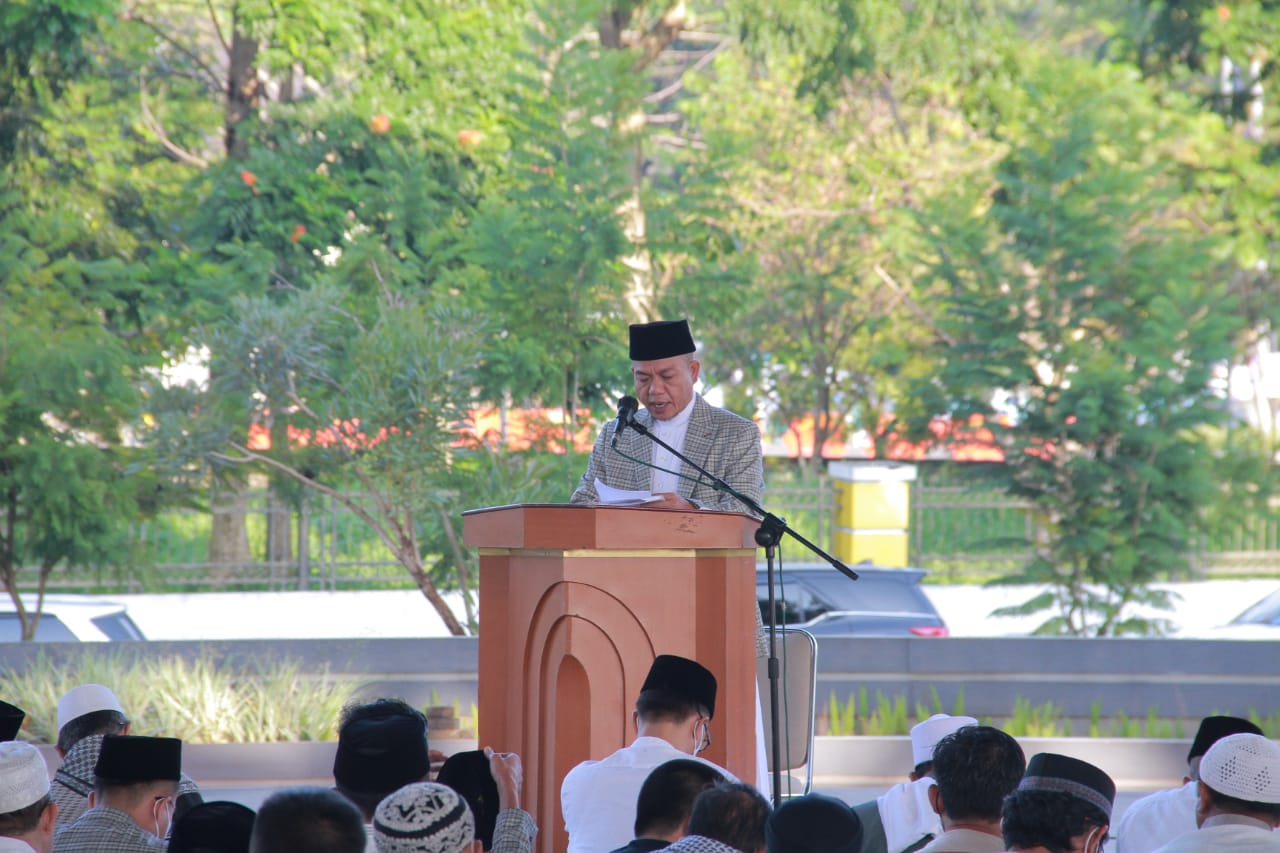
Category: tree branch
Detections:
[
  {"x1": 139, "y1": 74, "x2": 210, "y2": 168},
  {"x1": 121, "y1": 10, "x2": 224, "y2": 93}
]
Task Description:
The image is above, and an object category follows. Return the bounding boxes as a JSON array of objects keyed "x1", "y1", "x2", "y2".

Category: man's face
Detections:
[{"x1": 632, "y1": 355, "x2": 699, "y2": 420}]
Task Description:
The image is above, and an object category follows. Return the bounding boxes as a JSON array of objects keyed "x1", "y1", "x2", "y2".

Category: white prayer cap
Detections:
[
  {"x1": 57, "y1": 684, "x2": 126, "y2": 731},
  {"x1": 910, "y1": 713, "x2": 979, "y2": 766},
  {"x1": 1200, "y1": 732, "x2": 1280, "y2": 805},
  {"x1": 0, "y1": 742, "x2": 50, "y2": 814}
]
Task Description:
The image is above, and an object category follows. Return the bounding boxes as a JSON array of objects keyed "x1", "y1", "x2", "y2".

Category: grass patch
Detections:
[{"x1": 4, "y1": 650, "x2": 358, "y2": 743}]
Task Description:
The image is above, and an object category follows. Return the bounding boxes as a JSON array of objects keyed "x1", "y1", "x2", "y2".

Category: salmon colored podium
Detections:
[{"x1": 462, "y1": 504, "x2": 761, "y2": 853}]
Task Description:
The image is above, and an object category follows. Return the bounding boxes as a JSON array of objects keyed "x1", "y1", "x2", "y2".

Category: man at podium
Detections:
[{"x1": 569, "y1": 318, "x2": 764, "y2": 516}]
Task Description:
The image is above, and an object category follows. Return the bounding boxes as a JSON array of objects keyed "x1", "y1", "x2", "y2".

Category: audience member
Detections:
[
  {"x1": 1001, "y1": 752, "x2": 1114, "y2": 853},
  {"x1": 249, "y1": 787, "x2": 366, "y2": 853},
  {"x1": 0, "y1": 741, "x2": 57, "y2": 853},
  {"x1": 609, "y1": 759, "x2": 727, "y2": 853},
  {"x1": 50, "y1": 684, "x2": 201, "y2": 826},
  {"x1": 374, "y1": 752, "x2": 535, "y2": 853},
  {"x1": 168, "y1": 801, "x2": 256, "y2": 853},
  {"x1": 435, "y1": 748, "x2": 536, "y2": 852},
  {"x1": 1114, "y1": 715, "x2": 1265, "y2": 853},
  {"x1": 1, "y1": 701, "x2": 25, "y2": 742},
  {"x1": 53, "y1": 734, "x2": 182, "y2": 853},
  {"x1": 658, "y1": 783, "x2": 770, "y2": 853},
  {"x1": 853, "y1": 713, "x2": 978, "y2": 853},
  {"x1": 918, "y1": 725, "x2": 1024, "y2": 853},
  {"x1": 562, "y1": 655, "x2": 735, "y2": 853},
  {"x1": 1150, "y1": 733, "x2": 1280, "y2": 853},
  {"x1": 766, "y1": 792, "x2": 861, "y2": 853},
  {"x1": 333, "y1": 698, "x2": 432, "y2": 851}
]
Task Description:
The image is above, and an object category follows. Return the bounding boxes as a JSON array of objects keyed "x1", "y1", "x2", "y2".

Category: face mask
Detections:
[{"x1": 152, "y1": 796, "x2": 174, "y2": 839}]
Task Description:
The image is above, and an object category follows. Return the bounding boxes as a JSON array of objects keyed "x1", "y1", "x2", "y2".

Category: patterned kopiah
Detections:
[{"x1": 374, "y1": 782, "x2": 475, "y2": 853}]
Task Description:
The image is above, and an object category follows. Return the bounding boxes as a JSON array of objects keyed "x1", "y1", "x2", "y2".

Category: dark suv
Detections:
[{"x1": 756, "y1": 565, "x2": 948, "y2": 637}]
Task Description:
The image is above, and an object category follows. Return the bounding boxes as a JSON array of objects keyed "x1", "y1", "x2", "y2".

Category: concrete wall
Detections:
[{"x1": 1, "y1": 635, "x2": 1275, "y2": 724}]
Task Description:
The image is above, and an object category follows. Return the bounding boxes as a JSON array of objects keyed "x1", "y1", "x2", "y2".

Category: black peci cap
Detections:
[
  {"x1": 1187, "y1": 715, "x2": 1264, "y2": 764},
  {"x1": 437, "y1": 750, "x2": 500, "y2": 850},
  {"x1": 333, "y1": 712, "x2": 430, "y2": 794},
  {"x1": 0, "y1": 701, "x2": 24, "y2": 742},
  {"x1": 766, "y1": 793, "x2": 862, "y2": 853},
  {"x1": 94, "y1": 734, "x2": 182, "y2": 784},
  {"x1": 1018, "y1": 753, "x2": 1115, "y2": 819},
  {"x1": 168, "y1": 800, "x2": 256, "y2": 853},
  {"x1": 629, "y1": 320, "x2": 696, "y2": 361},
  {"x1": 640, "y1": 655, "x2": 717, "y2": 719}
]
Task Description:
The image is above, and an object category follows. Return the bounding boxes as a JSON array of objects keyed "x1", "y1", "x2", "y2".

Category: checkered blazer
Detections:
[{"x1": 570, "y1": 395, "x2": 764, "y2": 514}]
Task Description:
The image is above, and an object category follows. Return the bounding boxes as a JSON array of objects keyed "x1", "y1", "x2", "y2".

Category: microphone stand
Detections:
[{"x1": 621, "y1": 417, "x2": 857, "y2": 806}]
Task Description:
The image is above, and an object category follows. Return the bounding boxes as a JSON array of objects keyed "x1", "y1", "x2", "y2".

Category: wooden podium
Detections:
[{"x1": 461, "y1": 504, "x2": 760, "y2": 853}]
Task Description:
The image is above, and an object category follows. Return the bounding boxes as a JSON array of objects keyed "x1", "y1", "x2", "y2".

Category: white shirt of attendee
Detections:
[
  {"x1": 561, "y1": 709, "x2": 734, "y2": 853},
  {"x1": 1149, "y1": 733, "x2": 1280, "y2": 853},
  {"x1": 876, "y1": 714, "x2": 978, "y2": 852}
]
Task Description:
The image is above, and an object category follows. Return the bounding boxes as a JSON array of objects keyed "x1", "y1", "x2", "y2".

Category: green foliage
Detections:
[
  {"x1": 5, "y1": 650, "x2": 354, "y2": 743},
  {"x1": 910, "y1": 56, "x2": 1251, "y2": 636}
]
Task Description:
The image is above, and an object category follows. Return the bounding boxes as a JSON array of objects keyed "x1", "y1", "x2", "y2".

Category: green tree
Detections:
[
  {"x1": 161, "y1": 279, "x2": 483, "y2": 635},
  {"x1": 909, "y1": 58, "x2": 1243, "y2": 635}
]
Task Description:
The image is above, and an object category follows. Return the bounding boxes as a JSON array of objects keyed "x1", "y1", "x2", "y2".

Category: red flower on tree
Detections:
[
  {"x1": 240, "y1": 170, "x2": 258, "y2": 188},
  {"x1": 291, "y1": 225, "x2": 306, "y2": 243}
]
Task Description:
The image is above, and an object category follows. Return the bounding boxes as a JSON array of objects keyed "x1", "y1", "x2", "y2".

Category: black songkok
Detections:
[
  {"x1": 0, "y1": 701, "x2": 24, "y2": 742},
  {"x1": 333, "y1": 712, "x2": 430, "y2": 794},
  {"x1": 629, "y1": 320, "x2": 696, "y2": 361},
  {"x1": 1018, "y1": 753, "x2": 1115, "y2": 819},
  {"x1": 94, "y1": 734, "x2": 182, "y2": 784},
  {"x1": 1187, "y1": 715, "x2": 1263, "y2": 763},
  {"x1": 168, "y1": 800, "x2": 256, "y2": 853},
  {"x1": 766, "y1": 792, "x2": 862, "y2": 853},
  {"x1": 437, "y1": 750, "x2": 500, "y2": 850},
  {"x1": 640, "y1": 655, "x2": 717, "y2": 719}
]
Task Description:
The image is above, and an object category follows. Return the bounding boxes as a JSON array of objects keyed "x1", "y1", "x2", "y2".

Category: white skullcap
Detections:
[
  {"x1": 57, "y1": 684, "x2": 125, "y2": 732},
  {"x1": 0, "y1": 742, "x2": 50, "y2": 814},
  {"x1": 1200, "y1": 732, "x2": 1280, "y2": 805},
  {"x1": 910, "y1": 713, "x2": 979, "y2": 767}
]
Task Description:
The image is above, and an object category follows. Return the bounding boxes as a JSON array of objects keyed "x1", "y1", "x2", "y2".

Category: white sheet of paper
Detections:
[{"x1": 594, "y1": 478, "x2": 662, "y2": 506}]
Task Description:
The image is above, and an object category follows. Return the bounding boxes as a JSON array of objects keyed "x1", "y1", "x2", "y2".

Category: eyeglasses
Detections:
[{"x1": 695, "y1": 718, "x2": 712, "y2": 754}]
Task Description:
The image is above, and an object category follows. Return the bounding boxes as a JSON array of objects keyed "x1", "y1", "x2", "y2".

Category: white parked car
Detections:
[
  {"x1": 0, "y1": 596, "x2": 146, "y2": 642},
  {"x1": 1186, "y1": 585, "x2": 1280, "y2": 640}
]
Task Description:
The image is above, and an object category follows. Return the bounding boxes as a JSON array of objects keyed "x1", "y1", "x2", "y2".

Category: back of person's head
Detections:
[
  {"x1": 168, "y1": 801, "x2": 256, "y2": 853},
  {"x1": 373, "y1": 782, "x2": 476, "y2": 853},
  {"x1": 635, "y1": 655, "x2": 717, "y2": 724},
  {"x1": 1002, "y1": 753, "x2": 1114, "y2": 853},
  {"x1": 931, "y1": 725, "x2": 1025, "y2": 821},
  {"x1": 686, "y1": 782, "x2": 771, "y2": 853},
  {"x1": 1197, "y1": 732, "x2": 1280, "y2": 821},
  {"x1": 250, "y1": 787, "x2": 366, "y2": 853},
  {"x1": 56, "y1": 684, "x2": 128, "y2": 753},
  {"x1": 634, "y1": 759, "x2": 727, "y2": 839},
  {"x1": 765, "y1": 793, "x2": 861, "y2": 853},
  {"x1": 0, "y1": 742, "x2": 53, "y2": 839},
  {"x1": 333, "y1": 698, "x2": 430, "y2": 819}
]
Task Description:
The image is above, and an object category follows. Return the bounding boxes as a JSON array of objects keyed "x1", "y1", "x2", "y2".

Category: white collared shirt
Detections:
[
  {"x1": 560, "y1": 736, "x2": 734, "y2": 853},
  {"x1": 649, "y1": 397, "x2": 696, "y2": 494}
]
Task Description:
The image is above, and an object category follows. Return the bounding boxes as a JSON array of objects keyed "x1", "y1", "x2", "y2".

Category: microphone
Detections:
[{"x1": 614, "y1": 396, "x2": 639, "y2": 434}]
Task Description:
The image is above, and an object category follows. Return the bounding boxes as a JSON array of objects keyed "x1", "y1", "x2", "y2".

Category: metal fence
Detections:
[{"x1": 13, "y1": 473, "x2": 1280, "y2": 593}]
